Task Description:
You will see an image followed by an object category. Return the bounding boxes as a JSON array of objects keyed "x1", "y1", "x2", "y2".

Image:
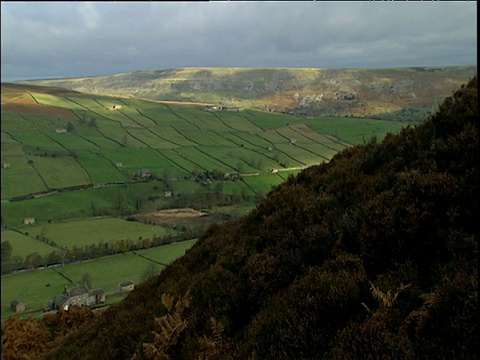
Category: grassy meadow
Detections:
[
  {"x1": 2, "y1": 84, "x2": 406, "y2": 203},
  {"x1": 1, "y1": 239, "x2": 197, "y2": 319},
  {"x1": 23, "y1": 217, "x2": 175, "y2": 248},
  {"x1": 0, "y1": 230, "x2": 58, "y2": 259},
  {"x1": 1, "y1": 82, "x2": 407, "y2": 318}
]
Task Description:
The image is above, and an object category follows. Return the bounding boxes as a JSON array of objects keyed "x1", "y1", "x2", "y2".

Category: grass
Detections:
[
  {"x1": 125, "y1": 128, "x2": 179, "y2": 150},
  {"x1": 0, "y1": 78, "x2": 413, "y2": 318},
  {"x1": 1, "y1": 160, "x2": 49, "y2": 199},
  {"x1": 30, "y1": 155, "x2": 91, "y2": 189},
  {"x1": 306, "y1": 117, "x2": 404, "y2": 145},
  {"x1": 178, "y1": 147, "x2": 237, "y2": 173},
  {"x1": 2, "y1": 84, "x2": 406, "y2": 202},
  {"x1": 0, "y1": 230, "x2": 59, "y2": 259},
  {"x1": 11, "y1": 131, "x2": 65, "y2": 152},
  {"x1": 241, "y1": 173, "x2": 286, "y2": 195},
  {"x1": 48, "y1": 133, "x2": 100, "y2": 150},
  {"x1": 1, "y1": 240, "x2": 197, "y2": 319},
  {"x1": 101, "y1": 148, "x2": 184, "y2": 176},
  {"x1": 75, "y1": 151, "x2": 127, "y2": 183},
  {"x1": 169, "y1": 180, "x2": 206, "y2": 195},
  {"x1": 23, "y1": 217, "x2": 175, "y2": 248},
  {"x1": 1, "y1": 268, "x2": 69, "y2": 319},
  {"x1": 30, "y1": 92, "x2": 85, "y2": 111},
  {"x1": 56, "y1": 253, "x2": 156, "y2": 293},
  {"x1": 0, "y1": 76, "x2": 415, "y2": 313},
  {"x1": 135, "y1": 239, "x2": 197, "y2": 265}
]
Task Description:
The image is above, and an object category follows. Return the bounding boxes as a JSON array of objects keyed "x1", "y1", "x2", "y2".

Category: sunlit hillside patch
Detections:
[
  {"x1": 23, "y1": 217, "x2": 175, "y2": 249},
  {"x1": 1, "y1": 159, "x2": 49, "y2": 199},
  {"x1": 31, "y1": 156, "x2": 91, "y2": 189},
  {"x1": 2, "y1": 91, "x2": 76, "y2": 119},
  {"x1": 0, "y1": 230, "x2": 58, "y2": 260}
]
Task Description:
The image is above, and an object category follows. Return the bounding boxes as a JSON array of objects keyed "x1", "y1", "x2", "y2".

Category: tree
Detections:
[
  {"x1": 141, "y1": 262, "x2": 160, "y2": 282},
  {"x1": 81, "y1": 273, "x2": 93, "y2": 288},
  {"x1": 134, "y1": 190, "x2": 147, "y2": 211},
  {"x1": 237, "y1": 161, "x2": 245, "y2": 173},
  {"x1": 91, "y1": 200, "x2": 101, "y2": 216},
  {"x1": 1, "y1": 241, "x2": 12, "y2": 260},
  {"x1": 112, "y1": 191, "x2": 132, "y2": 216},
  {"x1": 241, "y1": 186, "x2": 250, "y2": 200},
  {"x1": 66, "y1": 122, "x2": 74, "y2": 133},
  {"x1": 141, "y1": 238, "x2": 153, "y2": 249},
  {"x1": 47, "y1": 251, "x2": 61, "y2": 265},
  {"x1": 88, "y1": 117, "x2": 97, "y2": 128},
  {"x1": 39, "y1": 227, "x2": 48, "y2": 241},
  {"x1": 215, "y1": 182, "x2": 224, "y2": 195},
  {"x1": 24, "y1": 252, "x2": 42, "y2": 269},
  {"x1": 116, "y1": 239, "x2": 127, "y2": 253}
]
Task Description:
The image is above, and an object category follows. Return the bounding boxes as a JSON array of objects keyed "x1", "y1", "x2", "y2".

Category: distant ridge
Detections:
[{"x1": 21, "y1": 65, "x2": 476, "y2": 122}]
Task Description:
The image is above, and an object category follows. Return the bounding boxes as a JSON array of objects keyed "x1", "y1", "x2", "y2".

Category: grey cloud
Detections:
[{"x1": 1, "y1": 1, "x2": 476, "y2": 82}]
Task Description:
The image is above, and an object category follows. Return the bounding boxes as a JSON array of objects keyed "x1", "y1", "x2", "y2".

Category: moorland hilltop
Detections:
[{"x1": 21, "y1": 65, "x2": 476, "y2": 122}]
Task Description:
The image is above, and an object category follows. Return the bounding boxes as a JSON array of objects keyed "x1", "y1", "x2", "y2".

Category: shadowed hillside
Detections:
[
  {"x1": 20, "y1": 66, "x2": 476, "y2": 122},
  {"x1": 2, "y1": 76, "x2": 477, "y2": 359}
]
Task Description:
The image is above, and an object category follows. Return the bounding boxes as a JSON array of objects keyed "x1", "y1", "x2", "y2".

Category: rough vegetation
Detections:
[
  {"x1": 20, "y1": 66, "x2": 476, "y2": 121},
  {"x1": 2, "y1": 76, "x2": 477, "y2": 359}
]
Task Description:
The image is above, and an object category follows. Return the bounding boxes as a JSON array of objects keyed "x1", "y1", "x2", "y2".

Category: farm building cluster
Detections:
[
  {"x1": 10, "y1": 280, "x2": 136, "y2": 314},
  {"x1": 47, "y1": 281, "x2": 134, "y2": 312},
  {"x1": 204, "y1": 106, "x2": 244, "y2": 112},
  {"x1": 52, "y1": 284, "x2": 106, "y2": 311}
]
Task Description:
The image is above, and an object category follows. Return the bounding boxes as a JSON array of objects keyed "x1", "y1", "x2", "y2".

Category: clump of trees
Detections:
[{"x1": 1, "y1": 230, "x2": 200, "y2": 275}]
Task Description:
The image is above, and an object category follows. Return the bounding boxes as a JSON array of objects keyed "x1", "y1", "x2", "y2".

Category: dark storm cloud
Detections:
[{"x1": 1, "y1": 1, "x2": 476, "y2": 82}]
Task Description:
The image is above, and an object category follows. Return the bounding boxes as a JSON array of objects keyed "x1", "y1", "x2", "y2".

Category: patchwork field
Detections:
[
  {"x1": 0, "y1": 230, "x2": 58, "y2": 260},
  {"x1": 2, "y1": 83, "x2": 406, "y2": 202},
  {"x1": 1, "y1": 239, "x2": 197, "y2": 318},
  {"x1": 1, "y1": 82, "x2": 408, "y2": 319},
  {"x1": 23, "y1": 217, "x2": 175, "y2": 248}
]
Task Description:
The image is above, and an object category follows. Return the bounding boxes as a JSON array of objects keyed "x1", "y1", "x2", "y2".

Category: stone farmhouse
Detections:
[
  {"x1": 11, "y1": 300, "x2": 26, "y2": 313},
  {"x1": 23, "y1": 217, "x2": 35, "y2": 225},
  {"x1": 136, "y1": 169, "x2": 151, "y2": 179},
  {"x1": 53, "y1": 284, "x2": 105, "y2": 311},
  {"x1": 55, "y1": 128, "x2": 68, "y2": 134},
  {"x1": 117, "y1": 280, "x2": 135, "y2": 293}
]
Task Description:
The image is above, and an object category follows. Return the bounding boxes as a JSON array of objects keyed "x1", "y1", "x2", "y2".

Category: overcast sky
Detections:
[{"x1": 1, "y1": 1, "x2": 477, "y2": 82}]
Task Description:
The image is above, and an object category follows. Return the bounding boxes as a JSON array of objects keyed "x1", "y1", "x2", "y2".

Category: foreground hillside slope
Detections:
[
  {"x1": 21, "y1": 66, "x2": 476, "y2": 121},
  {"x1": 5, "y1": 76, "x2": 477, "y2": 359}
]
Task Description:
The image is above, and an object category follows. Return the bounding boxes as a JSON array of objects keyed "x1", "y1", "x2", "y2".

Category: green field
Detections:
[
  {"x1": 241, "y1": 174, "x2": 287, "y2": 195},
  {"x1": 23, "y1": 217, "x2": 175, "y2": 248},
  {"x1": 1, "y1": 267, "x2": 69, "y2": 318},
  {"x1": 1, "y1": 83, "x2": 408, "y2": 319},
  {"x1": 2, "y1": 86, "x2": 406, "y2": 201},
  {"x1": 1, "y1": 239, "x2": 197, "y2": 318},
  {"x1": 1, "y1": 84, "x2": 406, "y2": 257},
  {"x1": 135, "y1": 239, "x2": 197, "y2": 266},
  {"x1": 2, "y1": 186, "x2": 131, "y2": 227},
  {"x1": 0, "y1": 230, "x2": 58, "y2": 259}
]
